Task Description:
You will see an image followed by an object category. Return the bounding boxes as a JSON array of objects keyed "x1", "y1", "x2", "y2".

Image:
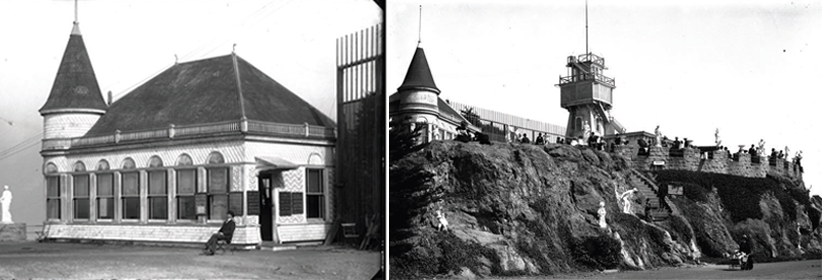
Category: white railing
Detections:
[{"x1": 43, "y1": 119, "x2": 335, "y2": 150}]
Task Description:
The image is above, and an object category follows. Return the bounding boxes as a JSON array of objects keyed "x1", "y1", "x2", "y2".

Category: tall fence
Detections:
[
  {"x1": 335, "y1": 23, "x2": 384, "y2": 239},
  {"x1": 447, "y1": 100, "x2": 566, "y2": 143}
]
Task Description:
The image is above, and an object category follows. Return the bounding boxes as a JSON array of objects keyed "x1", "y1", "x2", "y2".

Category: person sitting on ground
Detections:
[
  {"x1": 778, "y1": 150, "x2": 784, "y2": 159},
  {"x1": 521, "y1": 133, "x2": 530, "y2": 144},
  {"x1": 204, "y1": 210, "x2": 236, "y2": 255}
]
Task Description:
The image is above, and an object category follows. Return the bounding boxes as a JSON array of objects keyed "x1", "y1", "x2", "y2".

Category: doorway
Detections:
[{"x1": 258, "y1": 173, "x2": 273, "y2": 241}]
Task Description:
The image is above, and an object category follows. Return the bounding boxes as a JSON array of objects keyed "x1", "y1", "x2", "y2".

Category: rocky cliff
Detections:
[{"x1": 389, "y1": 141, "x2": 821, "y2": 279}]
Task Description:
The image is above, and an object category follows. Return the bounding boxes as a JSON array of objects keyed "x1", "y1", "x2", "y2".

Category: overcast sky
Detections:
[
  {"x1": 388, "y1": 0, "x2": 822, "y2": 197},
  {"x1": 0, "y1": 0, "x2": 380, "y2": 226}
]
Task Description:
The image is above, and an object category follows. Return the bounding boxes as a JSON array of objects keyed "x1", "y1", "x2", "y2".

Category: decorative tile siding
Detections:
[
  {"x1": 44, "y1": 113, "x2": 101, "y2": 139},
  {"x1": 277, "y1": 223, "x2": 330, "y2": 243}
]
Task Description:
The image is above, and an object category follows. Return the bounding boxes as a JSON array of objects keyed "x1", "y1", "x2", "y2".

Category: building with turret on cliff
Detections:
[{"x1": 39, "y1": 19, "x2": 338, "y2": 246}]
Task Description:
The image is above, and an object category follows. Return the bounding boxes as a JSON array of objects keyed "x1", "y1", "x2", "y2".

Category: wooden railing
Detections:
[{"x1": 42, "y1": 119, "x2": 335, "y2": 151}]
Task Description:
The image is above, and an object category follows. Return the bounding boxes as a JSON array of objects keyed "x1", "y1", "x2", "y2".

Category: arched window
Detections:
[
  {"x1": 73, "y1": 161, "x2": 86, "y2": 172},
  {"x1": 176, "y1": 154, "x2": 193, "y2": 166},
  {"x1": 45, "y1": 163, "x2": 60, "y2": 220},
  {"x1": 206, "y1": 151, "x2": 229, "y2": 220},
  {"x1": 97, "y1": 160, "x2": 110, "y2": 171},
  {"x1": 72, "y1": 161, "x2": 89, "y2": 220},
  {"x1": 122, "y1": 158, "x2": 136, "y2": 170},
  {"x1": 148, "y1": 156, "x2": 164, "y2": 168},
  {"x1": 96, "y1": 160, "x2": 113, "y2": 219},
  {"x1": 176, "y1": 153, "x2": 196, "y2": 220},
  {"x1": 147, "y1": 155, "x2": 167, "y2": 220},
  {"x1": 45, "y1": 163, "x2": 59, "y2": 174},
  {"x1": 207, "y1": 152, "x2": 225, "y2": 164}
]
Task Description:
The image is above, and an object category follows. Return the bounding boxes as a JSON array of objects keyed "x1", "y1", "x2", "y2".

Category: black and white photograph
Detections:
[
  {"x1": 388, "y1": 0, "x2": 821, "y2": 279},
  {"x1": 0, "y1": 0, "x2": 383, "y2": 278}
]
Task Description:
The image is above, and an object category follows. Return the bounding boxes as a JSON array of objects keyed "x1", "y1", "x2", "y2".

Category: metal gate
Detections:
[{"x1": 335, "y1": 23, "x2": 384, "y2": 242}]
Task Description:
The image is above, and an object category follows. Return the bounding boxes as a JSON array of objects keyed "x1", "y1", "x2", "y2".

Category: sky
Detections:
[
  {"x1": 0, "y1": 0, "x2": 380, "y2": 227},
  {"x1": 388, "y1": 0, "x2": 822, "y2": 197}
]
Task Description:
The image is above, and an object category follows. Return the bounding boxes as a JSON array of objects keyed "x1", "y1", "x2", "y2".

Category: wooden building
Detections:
[{"x1": 40, "y1": 21, "x2": 336, "y2": 246}]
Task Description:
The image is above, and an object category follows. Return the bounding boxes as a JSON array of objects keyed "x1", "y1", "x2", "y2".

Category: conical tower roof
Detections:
[
  {"x1": 39, "y1": 22, "x2": 107, "y2": 115},
  {"x1": 397, "y1": 47, "x2": 440, "y2": 94}
]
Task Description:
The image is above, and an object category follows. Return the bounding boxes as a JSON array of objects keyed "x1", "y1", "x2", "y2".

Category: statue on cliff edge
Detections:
[
  {"x1": 0, "y1": 185, "x2": 12, "y2": 224},
  {"x1": 654, "y1": 125, "x2": 662, "y2": 147},
  {"x1": 619, "y1": 188, "x2": 638, "y2": 214},
  {"x1": 758, "y1": 139, "x2": 766, "y2": 155},
  {"x1": 597, "y1": 201, "x2": 607, "y2": 229}
]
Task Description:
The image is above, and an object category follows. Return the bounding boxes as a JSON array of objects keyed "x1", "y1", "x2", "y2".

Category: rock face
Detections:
[{"x1": 389, "y1": 141, "x2": 821, "y2": 279}]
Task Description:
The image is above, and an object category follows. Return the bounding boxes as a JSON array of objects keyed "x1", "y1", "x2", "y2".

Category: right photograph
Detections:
[{"x1": 388, "y1": 1, "x2": 822, "y2": 279}]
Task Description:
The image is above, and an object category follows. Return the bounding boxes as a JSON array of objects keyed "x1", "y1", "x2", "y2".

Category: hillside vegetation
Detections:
[{"x1": 390, "y1": 141, "x2": 822, "y2": 279}]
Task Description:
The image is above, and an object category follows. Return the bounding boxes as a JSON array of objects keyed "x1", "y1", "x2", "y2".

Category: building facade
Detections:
[{"x1": 40, "y1": 21, "x2": 336, "y2": 246}]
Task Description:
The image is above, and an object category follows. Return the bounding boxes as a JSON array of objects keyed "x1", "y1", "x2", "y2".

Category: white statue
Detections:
[
  {"x1": 620, "y1": 188, "x2": 638, "y2": 214},
  {"x1": 715, "y1": 128, "x2": 722, "y2": 147},
  {"x1": 597, "y1": 201, "x2": 607, "y2": 229},
  {"x1": 583, "y1": 121, "x2": 592, "y2": 144},
  {"x1": 654, "y1": 126, "x2": 662, "y2": 147},
  {"x1": 0, "y1": 185, "x2": 12, "y2": 224},
  {"x1": 757, "y1": 139, "x2": 766, "y2": 155},
  {"x1": 785, "y1": 146, "x2": 790, "y2": 161},
  {"x1": 435, "y1": 209, "x2": 449, "y2": 231}
]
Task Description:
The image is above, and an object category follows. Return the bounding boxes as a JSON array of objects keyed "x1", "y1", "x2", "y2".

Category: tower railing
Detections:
[{"x1": 558, "y1": 72, "x2": 615, "y2": 87}]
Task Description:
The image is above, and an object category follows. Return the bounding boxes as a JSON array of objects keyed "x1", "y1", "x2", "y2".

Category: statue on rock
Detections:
[
  {"x1": 654, "y1": 125, "x2": 662, "y2": 147},
  {"x1": 583, "y1": 121, "x2": 592, "y2": 144},
  {"x1": 597, "y1": 201, "x2": 607, "y2": 229},
  {"x1": 757, "y1": 139, "x2": 766, "y2": 155},
  {"x1": 620, "y1": 188, "x2": 638, "y2": 214},
  {"x1": 435, "y1": 209, "x2": 449, "y2": 231},
  {"x1": 0, "y1": 185, "x2": 12, "y2": 224},
  {"x1": 715, "y1": 128, "x2": 722, "y2": 147}
]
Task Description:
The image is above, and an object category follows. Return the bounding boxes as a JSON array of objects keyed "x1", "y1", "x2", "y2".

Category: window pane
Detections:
[
  {"x1": 97, "y1": 174, "x2": 113, "y2": 196},
  {"x1": 74, "y1": 198, "x2": 89, "y2": 219},
  {"x1": 47, "y1": 199, "x2": 60, "y2": 219},
  {"x1": 123, "y1": 173, "x2": 139, "y2": 195},
  {"x1": 307, "y1": 169, "x2": 322, "y2": 193},
  {"x1": 149, "y1": 171, "x2": 166, "y2": 195},
  {"x1": 123, "y1": 197, "x2": 140, "y2": 219},
  {"x1": 149, "y1": 197, "x2": 167, "y2": 220},
  {"x1": 74, "y1": 175, "x2": 89, "y2": 197},
  {"x1": 177, "y1": 169, "x2": 195, "y2": 195},
  {"x1": 98, "y1": 198, "x2": 113, "y2": 219},
  {"x1": 307, "y1": 195, "x2": 323, "y2": 219},
  {"x1": 209, "y1": 194, "x2": 227, "y2": 220},
  {"x1": 47, "y1": 176, "x2": 60, "y2": 197},
  {"x1": 177, "y1": 196, "x2": 196, "y2": 220},
  {"x1": 208, "y1": 168, "x2": 228, "y2": 193}
]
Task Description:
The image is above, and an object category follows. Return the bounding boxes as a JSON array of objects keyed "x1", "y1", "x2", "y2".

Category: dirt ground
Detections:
[
  {"x1": 487, "y1": 260, "x2": 821, "y2": 280},
  {"x1": 0, "y1": 241, "x2": 382, "y2": 279}
]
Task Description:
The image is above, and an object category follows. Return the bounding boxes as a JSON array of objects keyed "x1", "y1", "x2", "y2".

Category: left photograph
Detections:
[{"x1": 0, "y1": 0, "x2": 384, "y2": 278}]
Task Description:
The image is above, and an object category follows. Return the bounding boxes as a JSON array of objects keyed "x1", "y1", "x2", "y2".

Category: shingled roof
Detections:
[
  {"x1": 40, "y1": 23, "x2": 107, "y2": 115},
  {"x1": 397, "y1": 47, "x2": 440, "y2": 94},
  {"x1": 84, "y1": 54, "x2": 334, "y2": 136}
]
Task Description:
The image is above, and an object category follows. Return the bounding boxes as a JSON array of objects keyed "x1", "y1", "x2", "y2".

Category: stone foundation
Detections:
[{"x1": 0, "y1": 223, "x2": 26, "y2": 242}]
